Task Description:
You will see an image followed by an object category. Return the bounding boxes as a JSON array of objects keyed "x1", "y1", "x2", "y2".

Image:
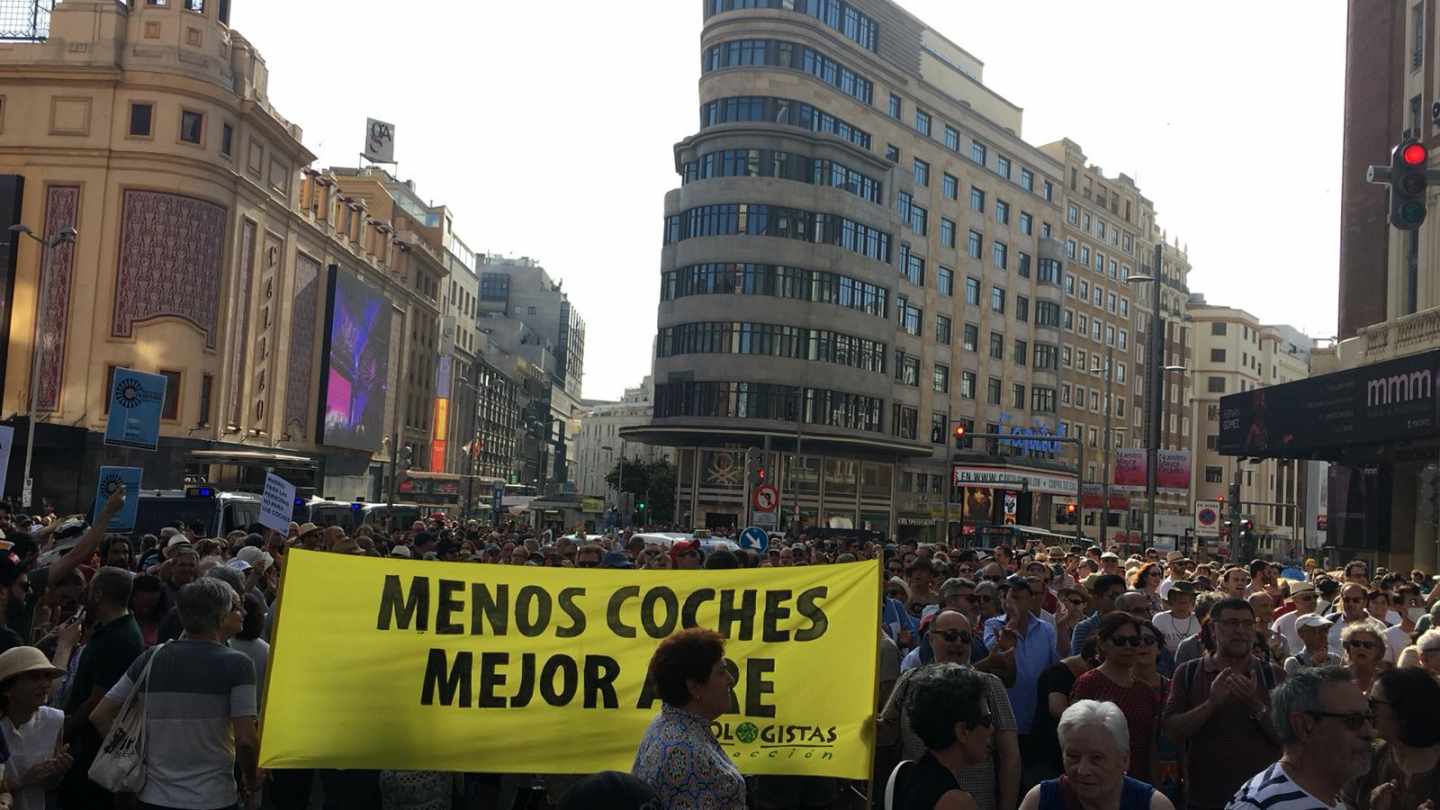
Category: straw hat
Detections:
[{"x1": 0, "y1": 646, "x2": 62, "y2": 685}]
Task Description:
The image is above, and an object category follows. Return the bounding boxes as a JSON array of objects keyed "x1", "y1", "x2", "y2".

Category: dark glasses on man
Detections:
[
  {"x1": 936, "y1": 630, "x2": 972, "y2": 644},
  {"x1": 1345, "y1": 639, "x2": 1379, "y2": 650}
]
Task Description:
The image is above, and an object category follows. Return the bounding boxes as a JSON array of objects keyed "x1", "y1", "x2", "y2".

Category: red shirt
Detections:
[{"x1": 1070, "y1": 668, "x2": 1164, "y2": 783}]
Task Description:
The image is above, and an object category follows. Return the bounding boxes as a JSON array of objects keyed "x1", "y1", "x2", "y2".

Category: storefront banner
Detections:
[
  {"x1": 952, "y1": 466, "x2": 1077, "y2": 495},
  {"x1": 260, "y1": 551, "x2": 881, "y2": 778}
]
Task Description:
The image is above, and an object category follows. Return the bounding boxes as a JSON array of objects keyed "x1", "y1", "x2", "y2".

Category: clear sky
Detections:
[{"x1": 232, "y1": 1, "x2": 1346, "y2": 401}]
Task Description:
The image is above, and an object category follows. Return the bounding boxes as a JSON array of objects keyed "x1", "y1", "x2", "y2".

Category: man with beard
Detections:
[{"x1": 1163, "y1": 597, "x2": 1285, "y2": 810}]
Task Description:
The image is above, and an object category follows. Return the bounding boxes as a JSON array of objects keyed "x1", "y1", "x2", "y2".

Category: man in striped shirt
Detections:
[{"x1": 1225, "y1": 667, "x2": 1374, "y2": 810}]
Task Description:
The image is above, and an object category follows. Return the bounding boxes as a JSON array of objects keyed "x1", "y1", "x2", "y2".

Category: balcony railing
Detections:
[
  {"x1": 1359, "y1": 306, "x2": 1440, "y2": 362},
  {"x1": 0, "y1": 0, "x2": 50, "y2": 41}
]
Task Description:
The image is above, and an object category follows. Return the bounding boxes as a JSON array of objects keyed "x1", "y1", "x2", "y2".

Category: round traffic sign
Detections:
[
  {"x1": 1197, "y1": 507, "x2": 1218, "y2": 528},
  {"x1": 752, "y1": 483, "x2": 779, "y2": 512},
  {"x1": 739, "y1": 527, "x2": 770, "y2": 553}
]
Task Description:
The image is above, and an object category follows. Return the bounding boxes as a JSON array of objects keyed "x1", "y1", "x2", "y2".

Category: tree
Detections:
[{"x1": 605, "y1": 458, "x2": 678, "y2": 525}]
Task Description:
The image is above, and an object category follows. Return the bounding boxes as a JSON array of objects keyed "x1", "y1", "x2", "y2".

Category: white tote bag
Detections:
[{"x1": 88, "y1": 643, "x2": 165, "y2": 793}]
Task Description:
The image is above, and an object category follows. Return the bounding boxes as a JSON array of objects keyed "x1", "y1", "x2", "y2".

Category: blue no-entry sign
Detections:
[{"x1": 739, "y1": 526, "x2": 770, "y2": 552}]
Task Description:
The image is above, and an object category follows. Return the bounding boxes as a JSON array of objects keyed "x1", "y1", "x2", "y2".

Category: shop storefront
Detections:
[{"x1": 672, "y1": 448, "x2": 894, "y2": 536}]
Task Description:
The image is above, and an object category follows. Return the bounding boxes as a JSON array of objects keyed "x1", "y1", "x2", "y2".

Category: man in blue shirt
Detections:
[
  {"x1": 983, "y1": 575, "x2": 1056, "y2": 751},
  {"x1": 1070, "y1": 573, "x2": 1127, "y2": 653}
]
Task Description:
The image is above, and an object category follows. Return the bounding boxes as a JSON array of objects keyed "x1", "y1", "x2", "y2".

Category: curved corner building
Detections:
[{"x1": 625, "y1": 0, "x2": 1156, "y2": 542}]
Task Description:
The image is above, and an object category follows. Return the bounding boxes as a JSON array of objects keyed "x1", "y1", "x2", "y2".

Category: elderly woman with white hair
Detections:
[
  {"x1": 1019, "y1": 700, "x2": 1174, "y2": 810},
  {"x1": 1416, "y1": 628, "x2": 1440, "y2": 680},
  {"x1": 1340, "y1": 618, "x2": 1388, "y2": 693}
]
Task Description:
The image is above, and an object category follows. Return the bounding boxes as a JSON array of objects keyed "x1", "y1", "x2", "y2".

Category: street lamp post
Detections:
[
  {"x1": 9, "y1": 224, "x2": 76, "y2": 508},
  {"x1": 1091, "y1": 345, "x2": 1115, "y2": 549},
  {"x1": 1128, "y1": 241, "x2": 1167, "y2": 550}
]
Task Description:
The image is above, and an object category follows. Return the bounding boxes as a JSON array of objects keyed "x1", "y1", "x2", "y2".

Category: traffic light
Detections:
[
  {"x1": 1391, "y1": 140, "x2": 1429, "y2": 230},
  {"x1": 637, "y1": 500, "x2": 647, "y2": 513},
  {"x1": 745, "y1": 448, "x2": 767, "y2": 488},
  {"x1": 953, "y1": 423, "x2": 969, "y2": 449},
  {"x1": 1239, "y1": 518, "x2": 1256, "y2": 559}
]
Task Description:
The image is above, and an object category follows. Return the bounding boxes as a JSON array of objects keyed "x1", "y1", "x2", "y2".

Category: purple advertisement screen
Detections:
[{"x1": 321, "y1": 271, "x2": 391, "y2": 451}]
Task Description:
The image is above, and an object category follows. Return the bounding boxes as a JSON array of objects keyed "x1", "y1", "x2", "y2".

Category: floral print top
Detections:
[{"x1": 632, "y1": 703, "x2": 746, "y2": 810}]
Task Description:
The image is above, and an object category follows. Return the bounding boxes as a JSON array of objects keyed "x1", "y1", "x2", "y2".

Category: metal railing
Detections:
[{"x1": 0, "y1": 0, "x2": 50, "y2": 41}]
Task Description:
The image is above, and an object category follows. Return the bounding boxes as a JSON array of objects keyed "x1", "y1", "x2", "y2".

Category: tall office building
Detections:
[
  {"x1": 1189, "y1": 299, "x2": 1313, "y2": 556},
  {"x1": 625, "y1": 0, "x2": 1166, "y2": 541}
]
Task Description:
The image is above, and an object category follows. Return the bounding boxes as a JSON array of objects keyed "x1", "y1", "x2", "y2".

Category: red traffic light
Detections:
[
  {"x1": 1402, "y1": 142, "x2": 1428, "y2": 166},
  {"x1": 953, "y1": 425, "x2": 966, "y2": 438},
  {"x1": 756, "y1": 467, "x2": 766, "y2": 481},
  {"x1": 1065, "y1": 504, "x2": 1076, "y2": 514}
]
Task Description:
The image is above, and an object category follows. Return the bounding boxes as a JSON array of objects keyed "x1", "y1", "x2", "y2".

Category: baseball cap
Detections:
[
  {"x1": 224, "y1": 558, "x2": 252, "y2": 574},
  {"x1": 235, "y1": 546, "x2": 273, "y2": 571},
  {"x1": 389, "y1": 545, "x2": 413, "y2": 558},
  {"x1": 669, "y1": 539, "x2": 701, "y2": 560},
  {"x1": 601, "y1": 551, "x2": 634, "y2": 569},
  {"x1": 1100, "y1": 551, "x2": 1120, "y2": 561},
  {"x1": 1295, "y1": 613, "x2": 1334, "y2": 631}
]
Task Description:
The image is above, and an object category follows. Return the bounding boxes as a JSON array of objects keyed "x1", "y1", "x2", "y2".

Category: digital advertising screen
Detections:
[{"x1": 320, "y1": 270, "x2": 392, "y2": 452}]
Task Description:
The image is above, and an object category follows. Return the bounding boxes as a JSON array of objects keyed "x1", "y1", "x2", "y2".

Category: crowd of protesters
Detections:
[{"x1": 0, "y1": 491, "x2": 1437, "y2": 810}]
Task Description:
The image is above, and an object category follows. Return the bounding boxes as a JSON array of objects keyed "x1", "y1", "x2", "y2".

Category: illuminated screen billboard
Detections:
[{"x1": 319, "y1": 268, "x2": 391, "y2": 452}]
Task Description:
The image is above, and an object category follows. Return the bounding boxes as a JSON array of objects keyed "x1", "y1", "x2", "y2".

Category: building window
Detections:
[
  {"x1": 1013, "y1": 383, "x2": 1027, "y2": 409},
  {"x1": 1018, "y1": 253, "x2": 1032, "y2": 278},
  {"x1": 914, "y1": 109, "x2": 931, "y2": 136},
  {"x1": 987, "y1": 378, "x2": 1003, "y2": 405},
  {"x1": 1018, "y1": 211, "x2": 1032, "y2": 235},
  {"x1": 990, "y1": 286, "x2": 1006, "y2": 314},
  {"x1": 886, "y1": 144, "x2": 900, "y2": 162},
  {"x1": 1020, "y1": 167, "x2": 1034, "y2": 192},
  {"x1": 961, "y1": 371, "x2": 977, "y2": 399},
  {"x1": 989, "y1": 332, "x2": 1004, "y2": 359},
  {"x1": 1043, "y1": 181, "x2": 1054, "y2": 203},
  {"x1": 970, "y1": 186, "x2": 986, "y2": 212},
  {"x1": 938, "y1": 266, "x2": 954, "y2": 296},
  {"x1": 942, "y1": 173, "x2": 958, "y2": 200},
  {"x1": 180, "y1": 110, "x2": 204, "y2": 144},
  {"x1": 944, "y1": 125, "x2": 960, "y2": 151},
  {"x1": 963, "y1": 323, "x2": 979, "y2": 352},
  {"x1": 161, "y1": 370, "x2": 182, "y2": 421},
  {"x1": 967, "y1": 230, "x2": 982, "y2": 259},
  {"x1": 995, "y1": 199, "x2": 1010, "y2": 225},
  {"x1": 1205, "y1": 466, "x2": 1224, "y2": 484},
  {"x1": 1014, "y1": 338, "x2": 1028, "y2": 365},
  {"x1": 936, "y1": 314, "x2": 952, "y2": 344},
  {"x1": 970, "y1": 141, "x2": 987, "y2": 166},
  {"x1": 1210, "y1": 348, "x2": 1226, "y2": 362},
  {"x1": 913, "y1": 159, "x2": 930, "y2": 187},
  {"x1": 129, "y1": 103, "x2": 153, "y2": 137},
  {"x1": 940, "y1": 218, "x2": 956, "y2": 249},
  {"x1": 992, "y1": 241, "x2": 1007, "y2": 270},
  {"x1": 1015, "y1": 296, "x2": 1029, "y2": 322},
  {"x1": 933, "y1": 364, "x2": 950, "y2": 393},
  {"x1": 184, "y1": 0, "x2": 204, "y2": 11},
  {"x1": 1207, "y1": 376, "x2": 1226, "y2": 393},
  {"x1": 220, "y1": 123, "x2": 234, "y2": 158},
  {"x1": 995, "y1": 155, "x2": 1011, "y2": 179},
  {"x1": 888, "y1": 93, "x2": 902, "y2": 119},
  {"x1": 1211, "y1": 322, "x2": 1227, "y2": 336},
  {"x1": 964, "y1": 276, "x2": 980, "y2": 305},
  {"x1": 199, "y1": 373, "x2": 213, "y2": 426}
]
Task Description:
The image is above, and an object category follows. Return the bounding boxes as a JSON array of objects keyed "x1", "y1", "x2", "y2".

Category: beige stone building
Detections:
[
  {"x1": 0, "y1": 0, "x2": 446, "y2": 507},
  {"x1": 1189, "y1": 300, "x2": 1315, "y2": 557}
]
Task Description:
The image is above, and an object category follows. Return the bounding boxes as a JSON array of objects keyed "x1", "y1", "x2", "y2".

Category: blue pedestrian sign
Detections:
[{"x1": 739, "y1": 526, "x2": 770, "y2": 553}]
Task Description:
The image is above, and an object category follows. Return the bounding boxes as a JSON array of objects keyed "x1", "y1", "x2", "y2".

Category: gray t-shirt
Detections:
[{"x1": 106, "y1": 639, "x2": 257, "y2": 809}]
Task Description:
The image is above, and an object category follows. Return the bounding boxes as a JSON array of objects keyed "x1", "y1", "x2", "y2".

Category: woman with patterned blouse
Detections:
[{"x1": 632, "y1": 627, "x2": 746, "y2": 809}]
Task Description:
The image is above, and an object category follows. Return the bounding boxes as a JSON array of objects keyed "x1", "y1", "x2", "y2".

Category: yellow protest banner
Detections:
[{"x1": 259, "y1": 550, "x2": 880, "y2": 778}]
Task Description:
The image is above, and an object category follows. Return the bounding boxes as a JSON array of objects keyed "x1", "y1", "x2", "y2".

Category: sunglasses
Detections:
[
  {"x1": 936, "y1": 630, "x2": 972, "y2": 644},
  {"x1": 1108, "y1": 635, "x2": 1156, "y2": 647},
  {"x1": 1306, "y1": 710, "x2": 1374, "y2": 731},
  {"x1": 1345, "y1": 639, "x2": 1379, "y2": 650}
]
